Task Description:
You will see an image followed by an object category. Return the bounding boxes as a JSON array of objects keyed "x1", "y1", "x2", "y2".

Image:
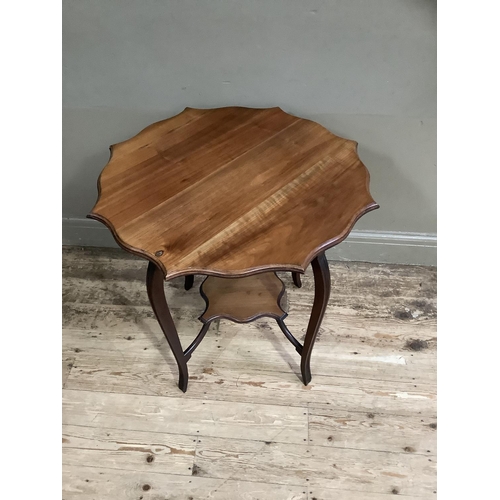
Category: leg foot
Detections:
[
  {"x1": 147, "y1": 262, "x2": 189, "y2": 392},
  {"x1": 300, "y1": 253, "x2": 330, "y2": 385},
  {"x1": 178, "y1": 370, "x2": 188, "y2": 393}
]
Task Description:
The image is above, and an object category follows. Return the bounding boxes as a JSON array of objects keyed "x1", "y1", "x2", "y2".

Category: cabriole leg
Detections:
[
  {"x1": 300, "y1": 253, "x2": 330, "y2": 385},
  {"x1": 146, "y1": 262, "x2": 189, "y2": 392}
]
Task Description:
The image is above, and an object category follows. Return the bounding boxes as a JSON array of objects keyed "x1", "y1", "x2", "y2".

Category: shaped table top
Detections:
[{"x1": 88, "y1": 106, "x2": 378, "y2": 279}]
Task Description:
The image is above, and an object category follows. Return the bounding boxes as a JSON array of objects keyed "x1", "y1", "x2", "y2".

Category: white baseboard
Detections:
[
  {"x1": 325, "y1": 229, "x2": 436, "y2": 266},
  {"x1": 62, "y1": 218, "x2": 436, "y2": 266}
]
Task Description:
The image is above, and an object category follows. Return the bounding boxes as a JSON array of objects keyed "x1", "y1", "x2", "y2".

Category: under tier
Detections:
[{"x1": 200, "y1": 272, "x2": 287, "y2": 323}]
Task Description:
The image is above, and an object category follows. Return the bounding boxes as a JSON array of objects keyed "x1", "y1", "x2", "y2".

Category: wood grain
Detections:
[
  {"x1": 62, "y1": 465, "x2": 429, "y2": 500},
  {"x1": 308, "y1": 408, "x2": 436, "y2": 455},
  {"x1": 62, "y1": 248, "x2": 436, "y2": 323},
  {"x1": 200, "y1": 272, "x2": 286, "y2": 323},
  {"x1": 62, "y1": 356, "x2": 75, "y2": 388},
  {"x1": 88, "y1": 107, "x2": 378, "y2": 279},
  {"x1": 62, "y1": 424, "x2": 195, "y2": 475},
  {"x1": 64, "y1": 357, "x2": 436, "y2": 416},
  {"x1": 193, "y1": 436, "x2": 436, "y2": 496},
  {"x1": 62, "y1": 318, "x2": 436, "y2": 399},
  {"x1": 62, "y1": 247, "x2": 437, "y2": 498},
  {"x1": 63, "y1": 389, "x2": 308, "y2": 444},
  {"x1": 62, "y1": 465, "x2": 308, "y2": 500}
]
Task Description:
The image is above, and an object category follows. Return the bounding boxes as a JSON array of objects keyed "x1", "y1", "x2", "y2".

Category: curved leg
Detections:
[
  {"x1": 292, "y1": 272, "x2": 302, "y2": 288},
  {"x1": 184, "y1": 275, "x2": 194, "y2": 290},
  {"x1": 276, "y1": 318, "x2": 303, "y2": 354},
  {"x1": 301, "y1": 253, "x2": 330, "y2": 385},
  {"x1": 146, "y1": 262, "x2": 189, "y2": 392},
  {"x1": 184, "y1": 321, "x2": 212, "y2": 359}
]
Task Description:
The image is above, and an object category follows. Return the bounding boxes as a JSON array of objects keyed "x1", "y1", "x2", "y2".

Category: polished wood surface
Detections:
[
  {"x1": 88, "y1": 107, "x2": 378, "y2": 280},
  {"x1": 200, "y1": 272, "x2": 286, "y2": 323}
]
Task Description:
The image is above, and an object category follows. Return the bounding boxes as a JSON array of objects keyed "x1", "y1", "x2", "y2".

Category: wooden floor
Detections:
[{"x1": 62, "y1": 247, "x2": 437, "y2": 499}]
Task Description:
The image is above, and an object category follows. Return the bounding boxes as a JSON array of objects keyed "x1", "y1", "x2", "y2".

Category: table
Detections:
[{"x1": 88, "y1": 106, "x2": 378, "y2": 392}]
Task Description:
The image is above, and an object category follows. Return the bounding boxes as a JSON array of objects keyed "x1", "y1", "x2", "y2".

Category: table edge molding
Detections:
[
  {"x1": 88, "y1": 201, "x2": 378, "y2": 280},
  {"x1": 86, "y1": 107, "x2": 379, "y2": 279}
]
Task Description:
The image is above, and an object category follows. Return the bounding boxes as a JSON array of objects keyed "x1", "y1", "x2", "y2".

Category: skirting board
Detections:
[{"x1": 62, "y1": 218, "x2": 436, "y2": 267}]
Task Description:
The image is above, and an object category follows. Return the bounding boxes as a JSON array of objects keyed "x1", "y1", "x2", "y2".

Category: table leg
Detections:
[
  {"x1": 276, "y1": 318, "x2": 303, "y2": 354},
  {"x1": 146, "y1": 262, "x2": 189, "y2": 392},
  {"x1": 184, "y1": 275, "x2": 194, "y2": 290},
  {"x1": 292, "y1": 272, "x2": 302, "y2": 288},
  {"x1": 300, "y1": 252, "x2": 330, "y2": 385}
]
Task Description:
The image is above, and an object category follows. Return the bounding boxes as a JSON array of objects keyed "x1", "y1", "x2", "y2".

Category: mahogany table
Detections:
[{"x1": 88, "y1": 107, "x2": 378, "y2": 392}]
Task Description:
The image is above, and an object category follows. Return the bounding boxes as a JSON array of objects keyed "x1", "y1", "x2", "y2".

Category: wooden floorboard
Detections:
[
  {"x1": 193, "y1": 435, "x2": 435, "y2": 496},
  {"x1": 62, "y1": 246, "x2": 437, "y2": 499},
  {"x1": 63, "y1": 424, "x2": 196, "y2": 476},
  {"x1": 62, "y1": 464, "x2": 308, "y2": 500},
  {"x1": 62, "y1": 323, "x2": 436, "y2": 385},
  {"x1": 64, "y1": 359, "x2": 436, "y2": 416}
]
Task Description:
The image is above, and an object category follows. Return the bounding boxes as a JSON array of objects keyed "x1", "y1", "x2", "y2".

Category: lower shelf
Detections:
[{"x1": 199, "y1": 272, "x2": 287, "y2": 323}]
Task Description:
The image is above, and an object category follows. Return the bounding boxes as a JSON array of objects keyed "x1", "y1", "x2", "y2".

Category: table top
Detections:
[{"x1": 88, "y1": 106, "x2": 378, "y2": 279}]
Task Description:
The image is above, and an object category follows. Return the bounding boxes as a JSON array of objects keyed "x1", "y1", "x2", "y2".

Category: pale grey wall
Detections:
[{"x1": 63, "y1": 0, "x2": 436, "y2": 265}]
